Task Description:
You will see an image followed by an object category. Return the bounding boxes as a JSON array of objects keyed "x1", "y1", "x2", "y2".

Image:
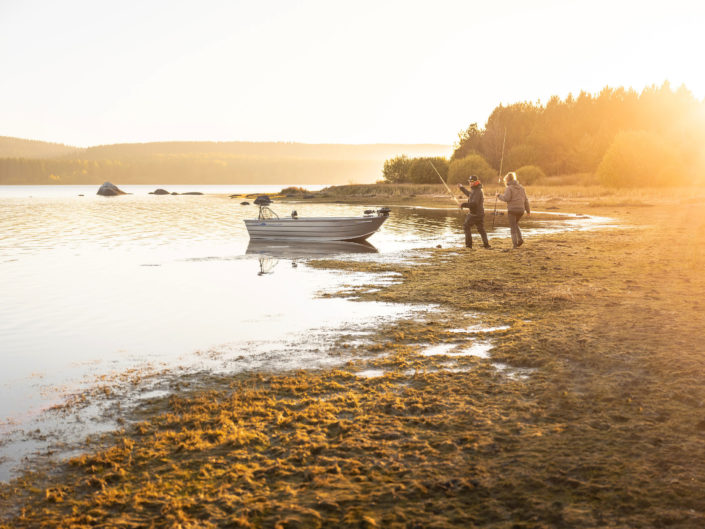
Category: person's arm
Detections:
[
  {"x1": 524, "y1": 195, "x2": 531, "y2": 215},
  {"x1": 457, "y1": 184, "x2": 470, "y2": 197},
  {"x1": 497, "y1": 187, "x2": 511, "y2": 202}
]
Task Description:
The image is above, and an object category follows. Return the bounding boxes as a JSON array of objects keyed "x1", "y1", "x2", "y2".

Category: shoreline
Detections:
[{"x1": 2, "y1": 190, "x2": 705, "y2": 527}]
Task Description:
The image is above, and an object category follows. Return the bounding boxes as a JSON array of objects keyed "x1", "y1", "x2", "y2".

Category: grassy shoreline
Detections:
[
  {"x1": 2, "y1": 188, "x2": 705, "y2": 527},
  {"x1": 246, "y1": 182, "x2": 688, "y2": 212}
]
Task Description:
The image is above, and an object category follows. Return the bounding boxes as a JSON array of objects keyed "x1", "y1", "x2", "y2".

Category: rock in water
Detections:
[
  {"x1": 97, "y1": 182, "x2": 127, "y2": 196},
  {"x1": 150, "y1": 188, "x2": 170, "y2": 195}
]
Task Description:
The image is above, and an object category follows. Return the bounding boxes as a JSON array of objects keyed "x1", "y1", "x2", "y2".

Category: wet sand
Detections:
[{"x1": 2, "y1": 189, "x2": 705, "y2": 527}]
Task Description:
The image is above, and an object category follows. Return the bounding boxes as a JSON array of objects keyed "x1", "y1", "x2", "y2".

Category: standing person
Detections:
[
  {"x1": 496, "y1": 172, "x2": 530, "y2": 248},
  {"x1": 457, "y1": 175, "x2": 491, "y2": 249}
]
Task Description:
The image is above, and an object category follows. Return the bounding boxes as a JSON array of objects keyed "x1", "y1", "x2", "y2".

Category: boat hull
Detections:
[{"x1": 244, "y1": 215, "x2": 387, "y2": 242}]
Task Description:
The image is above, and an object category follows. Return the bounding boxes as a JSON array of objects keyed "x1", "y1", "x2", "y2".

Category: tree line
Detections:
[
  {"x1": 0, "y1": 138, "x2": 450, "y2": 185},
  {"x1": 383, "y1": 82, "x2": 705, "y2": 187},
  {"x1": 0, "y1": 156, "x2": 387, "y2": 185}
]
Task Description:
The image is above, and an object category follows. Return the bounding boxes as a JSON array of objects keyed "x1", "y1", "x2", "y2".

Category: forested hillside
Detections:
[
  {"x1": 0, "y1": 141, "x2": 449, "y2": 185},
  {"x1": 383, "y1": 82, "x2": 705, "y2": 187}
]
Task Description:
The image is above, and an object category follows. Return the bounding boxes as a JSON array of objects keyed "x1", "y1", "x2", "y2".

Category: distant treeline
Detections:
[
  {"x1": 74, "y1": 142, "x2": 448, "y2": 161},
  {"x1": 0, "y1": 156, "x2": 382, "y2": 185},
  {"x1": 0, "y1": 136, "x2": 78, "y2": 159},
  {"x1": 0, "y1": 140, "x2": 449, "y2": 185},
  {"x1": 383, "y1": 82, "x2": 705, "y2": 187}
]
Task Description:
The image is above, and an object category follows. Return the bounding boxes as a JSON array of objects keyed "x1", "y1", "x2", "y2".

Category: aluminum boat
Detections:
[{"x1": 244, "y1": 196, "x2": 389, "y2": 242}]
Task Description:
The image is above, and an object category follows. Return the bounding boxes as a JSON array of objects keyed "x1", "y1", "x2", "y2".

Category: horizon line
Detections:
[{"x1": 1, "y1": 135, "x2": 454, "y2": 150}]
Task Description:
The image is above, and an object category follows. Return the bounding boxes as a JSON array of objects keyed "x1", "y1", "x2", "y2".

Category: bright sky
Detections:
[{"x1": 1, "y1": 0, "x2": 703, "y2": 147}]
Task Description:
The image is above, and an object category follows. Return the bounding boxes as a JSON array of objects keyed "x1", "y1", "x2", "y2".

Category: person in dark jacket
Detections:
[
  {"x1": 457, "y1": 175, "x2": 491, "y2": 249},
  {"x1": 496, "y1": 172, "x2": 530, "y2": 248}
]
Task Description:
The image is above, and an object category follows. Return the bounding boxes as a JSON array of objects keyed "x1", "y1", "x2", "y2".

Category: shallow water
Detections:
[{"x1": 0, "y1": 185, "x2": 610, "y2": 479}]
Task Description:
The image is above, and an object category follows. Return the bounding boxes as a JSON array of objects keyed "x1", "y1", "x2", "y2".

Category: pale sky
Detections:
[{"x1": 1, "y1": 0, "x2": 703, "y2": 147}]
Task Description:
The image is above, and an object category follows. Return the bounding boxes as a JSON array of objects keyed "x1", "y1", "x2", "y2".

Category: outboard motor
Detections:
[
  {"x1": 364, "y1": 207, "x2": 390, "y2": 217},
  {"x1": 377, "y1": 207, "x2": 391, "y2": 217}
]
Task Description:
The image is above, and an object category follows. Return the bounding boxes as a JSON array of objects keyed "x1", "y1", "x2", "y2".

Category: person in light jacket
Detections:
[
  {"x1": 457, "y1": 175, "x2": 491, "y2": 249},
  {"x1": 496, "y1": 172, "x2": 530, "y2": 248}
]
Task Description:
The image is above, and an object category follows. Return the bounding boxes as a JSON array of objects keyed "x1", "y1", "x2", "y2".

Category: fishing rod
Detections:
[
  {"x1": 428, "y1": 161, "x2": 460, "y2": 205},
  {"x1": 492, "y1": 128, "x2": 507, "y2": 228}
]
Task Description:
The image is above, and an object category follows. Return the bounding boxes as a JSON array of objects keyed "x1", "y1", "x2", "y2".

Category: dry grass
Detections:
[{"x1": 297, "y1": 182, "x2": 702, "y2": 212}]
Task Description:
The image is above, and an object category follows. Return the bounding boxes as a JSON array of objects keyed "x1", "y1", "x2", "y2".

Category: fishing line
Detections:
[
  {"x1": 428, "y1": 161, "x2": 460, "y2": 205},
  {"x1": 492, "y1": 128, "x2": 507, "y2": 229}
]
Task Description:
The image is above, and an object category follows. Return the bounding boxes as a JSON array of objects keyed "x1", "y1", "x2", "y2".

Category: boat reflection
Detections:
[
  {"x1": 257, "y1": 256, "x2": 278, "y2": 276},
  {"x1": 246, "y1": 239, "x2": 378, "y2": 259}
]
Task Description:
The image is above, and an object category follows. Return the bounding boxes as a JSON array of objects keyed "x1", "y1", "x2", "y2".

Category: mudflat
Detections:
[{"x1": 2, "y1": 188, "x2": 704, "y2": 528}]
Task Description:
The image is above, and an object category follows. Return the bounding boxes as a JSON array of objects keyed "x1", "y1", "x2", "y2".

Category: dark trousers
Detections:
[
  {"x1": 463, "y1": 215, "x2": 489, "y2": 248},
  {"x1": 508, "y1": 210, "x2": 524, "y2": 247}
]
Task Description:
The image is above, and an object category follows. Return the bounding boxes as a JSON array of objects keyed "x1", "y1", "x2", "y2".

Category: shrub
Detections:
[
  {"x1": 515, "y1": 165, "x2": 546, "y2": 185},
  {"x1": 407, "y1": 157, "x2": 449, "y2": 184},
  {"x1": 382, "y1": 155, "x2": 412, "y2": 183},
  {"x1": 536, "y1": 173, "x2": 599, "y2": 186},
  {"x1": 597, "y1": 130, "x2": 686, "y2": 187},
  {"x1": 447, "y1": 154, "x2": 496, "y2": 185},
  {"x1": 280, "y1": 186, "x2": 309, "y2": 195}
]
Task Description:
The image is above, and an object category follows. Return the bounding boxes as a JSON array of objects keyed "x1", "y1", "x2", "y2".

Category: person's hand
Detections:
[{"x1": 456, "y1": 183, "x2": 462, "y2": 189}]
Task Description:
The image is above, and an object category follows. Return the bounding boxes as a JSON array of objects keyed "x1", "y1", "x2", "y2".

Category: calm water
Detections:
[{"x1": 0, "y1": 185, "x2": 609, "y2": 479}]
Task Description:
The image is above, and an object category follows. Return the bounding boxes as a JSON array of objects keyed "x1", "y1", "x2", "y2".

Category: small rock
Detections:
[
  {"x1": 240, "y1": 201, "x2": 250, "y2": 205},
  {"x1": 181, "y1": 192, "x2": 203, "y2": 195},
  {"x1": 96, "y1": 182, "x2": 127, "y2": 196},
  {"x1": 149, "y1": 188, "x2": 170, "y2": 195}
]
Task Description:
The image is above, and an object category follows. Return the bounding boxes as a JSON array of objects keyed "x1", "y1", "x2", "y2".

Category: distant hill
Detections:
[
  {"x1": 79, "y1": 141, "x2": 450, "y2": 161},
  {"x1": 0, "y1": 138, "x2": 450, "y2": 185},
  {"x1": 0, "y1": 136, "x2": 79, "y2": 158}
]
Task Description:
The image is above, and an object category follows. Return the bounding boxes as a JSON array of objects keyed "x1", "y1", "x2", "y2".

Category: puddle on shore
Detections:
[
  {"x1": 421, "y1": 343, "x2": 459, "y2": 356},
  {"x1": 418, "y1": 340, "x2": 492, "y2": 358},
  {"x1": 355, "y1": 369, "x2": 387, "y2": 378},
  {"x1": 451, "y1": 341, "x2": 493, "y2": 358},
  {"x1": 493, "y1": 362, "x2": 538, "y2": 380},
  {"x1": 448, "y1": 324, "x2": 511, "y2": 334}
]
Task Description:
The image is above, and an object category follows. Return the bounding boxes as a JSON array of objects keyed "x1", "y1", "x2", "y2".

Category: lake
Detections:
[{"x1": 0, "y1": 184, "x2": 608, "y2": 480}]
